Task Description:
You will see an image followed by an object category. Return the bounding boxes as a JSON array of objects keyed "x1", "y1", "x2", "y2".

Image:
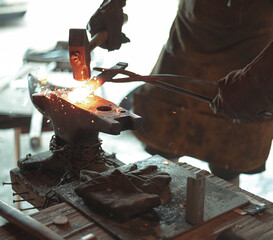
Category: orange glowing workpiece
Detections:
[{"x1": 84, "y1": 77, "x2": 105, "y2": 93}]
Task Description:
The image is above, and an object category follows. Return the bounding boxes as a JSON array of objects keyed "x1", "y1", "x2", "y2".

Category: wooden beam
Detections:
[{"x1": 185, "y1": 172, "x2": 206, "y2": 225}]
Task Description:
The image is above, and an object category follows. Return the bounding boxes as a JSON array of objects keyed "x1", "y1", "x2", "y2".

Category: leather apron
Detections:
[{"x1": 133, "y1": 0, "x2": 273, "y2": 173}]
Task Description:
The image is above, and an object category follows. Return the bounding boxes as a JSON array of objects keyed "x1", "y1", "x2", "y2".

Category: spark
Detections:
[
  {"x1": 163, "y1": 161, "x2": 169, "y2": 165},
  {"x1": 66, "y1": 87, "x2": 91, "y2": 104},
  {"x1": 84, "y1": 77, "x2": 104, "y2": 93},
  {"x1": 40, "y1": 78, "x2": 47, "y2": 84}
]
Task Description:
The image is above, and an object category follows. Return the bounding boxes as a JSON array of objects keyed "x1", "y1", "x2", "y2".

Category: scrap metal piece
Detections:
[
  {"x1": 237, "y1": 192, "x2": 266, "y2": 215},
  {"x1": 241, "y1": 203, "x2": 266, "y2": 215}
]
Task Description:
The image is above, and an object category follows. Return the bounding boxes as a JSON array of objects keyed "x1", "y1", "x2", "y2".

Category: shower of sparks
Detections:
[
  {"x1": 36, "y1": 75, "x2": 105, "y2": 110},
  {"x1": 163, "y1": 161, "x2": 169, "y2": 165},
  {"x1": 66, "y1": 87, "x2": 93, "y2": 104}
]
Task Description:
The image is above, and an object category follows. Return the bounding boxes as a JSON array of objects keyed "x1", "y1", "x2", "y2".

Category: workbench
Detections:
[{"x1": 1, "y1": 162, "x2": 273, "y2": 240}]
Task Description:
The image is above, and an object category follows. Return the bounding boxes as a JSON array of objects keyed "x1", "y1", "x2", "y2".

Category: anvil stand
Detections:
[{"x1": 10, "y1": 62, "x2": 142, "y2": 209}]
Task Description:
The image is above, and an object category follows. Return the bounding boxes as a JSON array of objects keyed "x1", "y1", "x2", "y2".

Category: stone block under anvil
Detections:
[{"x1": 10, "y1": 64, "x2": 142, "y2": 208}]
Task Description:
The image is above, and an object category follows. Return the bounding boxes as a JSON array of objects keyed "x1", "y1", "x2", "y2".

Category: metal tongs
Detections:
[{"x1": 93, "y1": 67, "x2": 217, "y2": 104}]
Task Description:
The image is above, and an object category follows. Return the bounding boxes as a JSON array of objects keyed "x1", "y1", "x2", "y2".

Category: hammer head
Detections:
[{"x1": 69, "y1": 29, "x2": 91, "y2": 81}]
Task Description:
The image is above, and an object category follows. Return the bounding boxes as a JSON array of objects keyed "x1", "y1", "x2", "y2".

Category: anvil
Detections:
[{"x1": 18, "y1": 62, "x2": 142, "y2": 175}]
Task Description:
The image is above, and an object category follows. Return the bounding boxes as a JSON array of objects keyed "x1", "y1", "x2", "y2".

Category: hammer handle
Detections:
[{"x1": 89, "y1": 31, "x2": 108, "y2": 52}]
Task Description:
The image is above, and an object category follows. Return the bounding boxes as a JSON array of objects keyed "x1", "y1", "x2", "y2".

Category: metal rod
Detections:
[
  {"x1": 20, "y1": 206, "x2": 43, "y2": 211},
  {"x1": 94, "y1": 68, "x2": 217, "y2": 86},
  {"x1": 13, "y1": 198, "x2": 34, "y2": 203},
  {"x1": 3, "y1": 182, "x2": 18, "y2": 185},
  {"x1": 93, "y1": 67, "x2": 139, "y2": 77},
  {"x1": 151, "y1": 80, "x2": 213, "y2": 103},
  {"x1": 94, "y1": 68, "x2": 214, "y2": 103},
  {"x1": 0, "y1": 199, "x2": 64, "y2": 240},
  {"x1": 13, "y1": 192, "x2": 29, "y2": 196}
]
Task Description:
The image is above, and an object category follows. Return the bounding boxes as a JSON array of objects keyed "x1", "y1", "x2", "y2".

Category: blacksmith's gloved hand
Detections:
[
  {"x1": 87, "y1": 0, "x2": 130, "y2": 51},
  {"x1": 210, "y1": 41, "x2": 273, "y2": 124}
]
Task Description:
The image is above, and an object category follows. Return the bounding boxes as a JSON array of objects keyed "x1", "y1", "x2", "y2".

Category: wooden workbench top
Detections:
[{"x1": 1, "y1": 162, "x2": 273, "y2": 240}]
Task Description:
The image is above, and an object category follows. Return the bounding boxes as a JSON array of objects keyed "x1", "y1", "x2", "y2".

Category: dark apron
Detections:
[{"x1": 134, "y1": 0, "x2": 273, "y2": 173}]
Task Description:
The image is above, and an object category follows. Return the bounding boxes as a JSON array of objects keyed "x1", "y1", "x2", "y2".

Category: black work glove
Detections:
[
  {"x1": 210, "y1": 41, "x2": 273, "y2": 124},
  {"x1": 75, "y1": 169, "x2": 161, "y2": 222},
  {"x1": 87, "y1": 0, "x2": 130, "y2": 51},
  {"x1": 75, "y1": 165, "x2": 171, "y2": 222},
  {"x1": 125, "y1": 165, "x2": 172, "y2": 195},
  {"x1": 79, "y1": 164, "x2": 172, "y2": 195}
]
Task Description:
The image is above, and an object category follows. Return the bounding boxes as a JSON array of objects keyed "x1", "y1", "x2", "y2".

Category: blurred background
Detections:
[{"x1": 0, "y1": 0, "x2": 273, "y2": 226}]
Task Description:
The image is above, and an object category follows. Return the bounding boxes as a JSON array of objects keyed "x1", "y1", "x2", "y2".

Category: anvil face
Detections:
[{"x1": 28, "y1": 74, "x2": 142, "y2": 145}]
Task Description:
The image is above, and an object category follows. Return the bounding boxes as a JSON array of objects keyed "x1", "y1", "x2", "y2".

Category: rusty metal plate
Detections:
[{"x1": 54, "y1": 155, "x2": 249, "y2": 240}]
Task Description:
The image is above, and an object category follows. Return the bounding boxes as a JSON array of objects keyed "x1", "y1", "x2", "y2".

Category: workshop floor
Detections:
[{"x1": 1, "y1": 0, "x2": 273, "y2": 226}]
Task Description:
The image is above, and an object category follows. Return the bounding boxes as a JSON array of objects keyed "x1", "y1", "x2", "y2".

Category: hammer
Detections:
[{"x1": 69, "y1": 29, "x2": 108, "y2": 81}]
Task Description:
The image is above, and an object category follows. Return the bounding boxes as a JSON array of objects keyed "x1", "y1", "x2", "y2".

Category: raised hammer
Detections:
[{"x1": 69, "y1": 29, "x2": 108, "y2": 81}]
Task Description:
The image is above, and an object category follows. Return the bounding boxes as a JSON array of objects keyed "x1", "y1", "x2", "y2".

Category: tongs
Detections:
[{"x1": 93, "y1": 67, "x2": 217, "y2": 104}]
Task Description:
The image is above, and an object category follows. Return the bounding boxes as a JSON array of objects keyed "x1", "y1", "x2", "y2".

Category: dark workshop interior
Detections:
[{"x1": 0, "y1": 0, "x2": 273, "y2": 239}]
